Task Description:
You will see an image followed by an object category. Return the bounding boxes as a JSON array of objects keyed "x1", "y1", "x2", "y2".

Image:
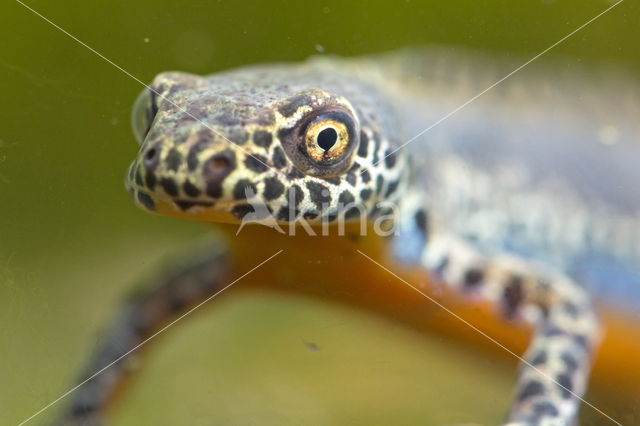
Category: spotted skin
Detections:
[
  {"x1": 127, "y1": 68, "x2": 406, "y2": 224},
  {"x1": 54, "y1": 48, "x2": 638, "y2": 425},
  {"x1": 415, "y1": 222, "x2": 599, "y2": 425}
]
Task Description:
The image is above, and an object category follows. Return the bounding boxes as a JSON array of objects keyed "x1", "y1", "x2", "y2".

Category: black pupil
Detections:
[{"x1": 317, "y1": 127, "x2": 338, "y2": 151}]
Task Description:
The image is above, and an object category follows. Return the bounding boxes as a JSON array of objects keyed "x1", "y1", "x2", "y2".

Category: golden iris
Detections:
[{"x1": 304, "y1": 119, "x2": 350, "y2": 163}]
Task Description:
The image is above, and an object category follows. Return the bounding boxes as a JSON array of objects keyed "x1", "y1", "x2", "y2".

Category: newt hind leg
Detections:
[{"x1": 52, "y1": 246, "x2": 230, "y2": 426}]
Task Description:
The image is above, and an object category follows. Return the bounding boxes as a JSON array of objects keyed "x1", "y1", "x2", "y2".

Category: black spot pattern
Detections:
[
  {"x1": 323, "y1": 177, "x2": 341, "y2": 185},
  {"x1": 137, "y1": 191, "x2": 155, "y2": 210},
  {"x1": 174, "y1": 200, "x2": 213, "y2": 211},
  {"x1": 276, "y1": 206, "x2": 289, "y2": 221},
  {"x1": 357, "y1": 130, "x2": 369, "y2": 158},
  {"x1": 303, "y1": 211, "x2": 318, "y2": 220},
  {"x1": 361, "y1": 169, "x2": 371, "y2": 183},
  {"x1": 272, "y1": 146, "x2": 287, "y2": 169},
  {"x1": 187, "y1": 131, "x2": 210, "y2": 170},
  {"x1": 325, "y1": 214, "x2": 338, "y2": 222},
  {"x1": 187, "y1": 147, "x2": 201, "y2": 171},
  {"x1": 414, "y1": 209, "x2": 428, "y2": 235},
  {"x1": 338, "y1": 190, "x2": 355, "y2": 206},
  {"x1": 183, "y1": 180, "x2": 200, "y2": 197},
  {"x1": 206, "y1": 182, "x2": 223, "y2": 198},
  {"x1": 165, "y1": 148, "x2": 182, "y2": 172},
  {"x1": 277, "y1": 205, "x2": 299, "y2": 221},
  {"x1": 278, "y1": 94, "x2": 312, "y2": 117},
  {"x1": 384, "y1": 149, "x2": 397, "y2": 168},
  {"x1": 384, "y1": 180, "x2": 399, "y2": 197},
  {"x1": 376, "y1": 175, "x2": 384, "y2": 194},
  {"x1": 227, "y1": 127, "x2": 248, "y2": 145},
  {"x1": 435, "y1": 256, "x2": 449, "y2": 276},
  {"x1": 503, "y1": 275, "x2": 524, "y2": 318},
  {"x1": 346, "y1": 171, "x2": 357, "y2": 186},
  {"x1": 531, "y1": 402, "x2": 559, "y2": 417},
  {"x1": 286, "y1": 184, "x2": 304, "y2": 206},
  {"x1": 464, "y1": 268, "x2": 484, "y2": 287},
  {"x1": 287, "y1": 167, "x2": 305, "y2": 179},
  {"x1": 562, "y1": 301, "x2": 580, "y2": 318},
  {"x1": 231, "y1": 204, "x2": 254, "y2": 219},
  {"x1": 203, "y1": 150, "x2": 235, "y2": 198},
  {"x1": 556, "y1": 373, "x2": 573, "y2": 398},
  {"x1": 531, "y1": 350, "x2": 548, "y2": 365},
  {"x1": 346, "y1": 163, "x2": 359, "y2": 186},
  {"x1": 517, "y1": 381, "x2": 545, "y2": 401},
  {"x1": 344, "y1": 207, "x2": 363, "y2": 220},
  {"x1": 263, "y1": 177, "x2": 284, "y2": 200},
  {"x1": 253, "y1": 130, "x2": 272, "y2": 148},
  {"x1": 371, "y1": 132, "x2": 381, "y2": 147},
  {"x1": 560, "y1": 351, "x2": 578, "y2": 373},
  {"x1": 244, "y1": 154, "x2": 269, "y2": 173},
  {"x1": 145, "y1": 171, "x2": 157, "y2": 191},
  {"x1": 572, "y1": 334, "x2": 589, "y2": 350},
  {"x1": 360, "y1": 188, "x2": 372, "y2": 201},
  {"x1": 233, "y1": 179, "x2": 257, "y2": 199},
  {"x1": 160, "y1": 178, "x2": 179, "y2": 197},
  {"x1": 70, "y1": 401, "x2": 98, "y2": 417},
  {"x1": 544, "y1": 326, "x2": 566, "y2": 338},
  {"x1": 306, "y1": 181, "x2": 331, "y2": 209},
  {"x1": 339, "y1": 191, "x2": 359, "y2": 219}
]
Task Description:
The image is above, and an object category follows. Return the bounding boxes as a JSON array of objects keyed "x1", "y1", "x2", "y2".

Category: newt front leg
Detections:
[
  {"x1": 394, "y1": 195, "x2": 600, "y2": 425},
  {"x1": 53, "y1": 248, "x2": 230, "y2": 426}
]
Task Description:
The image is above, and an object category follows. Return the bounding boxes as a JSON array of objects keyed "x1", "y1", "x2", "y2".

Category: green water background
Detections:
[{"x1": 1, "y1": 1, "x2": 638, "y2": 424}]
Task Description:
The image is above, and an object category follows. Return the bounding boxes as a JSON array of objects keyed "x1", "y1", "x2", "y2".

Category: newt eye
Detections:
[
  {"x1": 303, "y1": 117, "x2": 351, "y2": 164},
  {"x1": 131, "y1": 87, "x2": 158, "y2": 144},
  {"x1": 283, "y1": 109, "x2": 358, "y2": 177},
  {"x1": 277, "y1": 91, "x2": 360, "y2": 178}
]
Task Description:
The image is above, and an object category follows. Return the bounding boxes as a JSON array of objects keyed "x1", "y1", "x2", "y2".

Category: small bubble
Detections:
[
  {"x1": 143, "y1": 37, "x2": 150, "y2": 43},
  {"x1": 314, "y1": 44, "x2": 325, "y2": 53},
  {"x1": 322, "y1": 6, "x2": 330, "y2": 14},
  {"x1": 111, "y1": 117, "x2": 119, "y2": 125}
]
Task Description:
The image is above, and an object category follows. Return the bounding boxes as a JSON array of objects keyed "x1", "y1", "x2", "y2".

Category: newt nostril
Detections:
[{"x1": 144, "y1": 148, "x2": 158, "y2": 168}]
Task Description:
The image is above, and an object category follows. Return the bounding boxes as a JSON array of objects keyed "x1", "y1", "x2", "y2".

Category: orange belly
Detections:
[{"x1": 217, "y1": 223, "x2": 640, "y2": 419}]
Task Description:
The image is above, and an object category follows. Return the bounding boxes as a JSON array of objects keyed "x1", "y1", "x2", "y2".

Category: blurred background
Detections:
[{"x1": 1, "y1": 0, "x2": 638, "y2": 424}]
